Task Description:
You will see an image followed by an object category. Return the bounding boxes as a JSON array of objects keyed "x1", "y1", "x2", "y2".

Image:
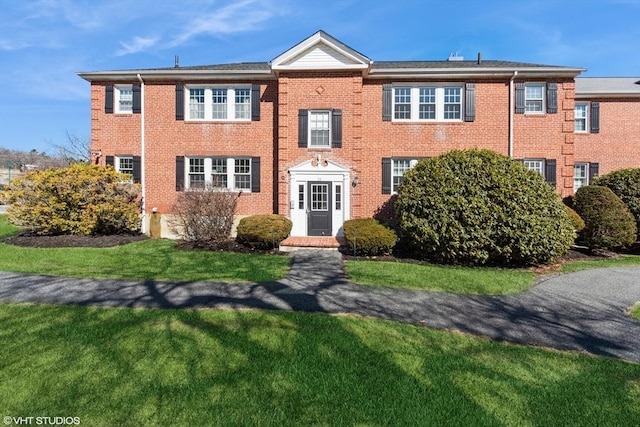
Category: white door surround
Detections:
[{"x1": 288, "y1": 157, "x2": 351, "y2": 237}]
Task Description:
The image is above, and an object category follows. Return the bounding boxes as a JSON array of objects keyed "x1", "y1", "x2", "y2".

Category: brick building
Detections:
[{"x1": 78, "y1": 31, "x2": 640, "y2": 238}]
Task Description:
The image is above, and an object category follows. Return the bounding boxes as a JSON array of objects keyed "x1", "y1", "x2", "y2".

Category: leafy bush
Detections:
[
  {"x1": 565, "y1": 206, "x2": 585, "y2": 232},
  {"x1": 236, "y1": 214, "x2": 292, "y2": 250},
  {"x1": 1, "y1": 163, "x2": 141, "y2": 235},
  {"x1": 343, "y1": 218, "x2": 397, "y2": 256},
  {"x1": 573, "y1": 185, "x2": 637, "y2": 250},
  {"x1": 594, "y1": 168, "x2": 640, "y2": 240},
  {"x1": 395, "y1": 149, "x2": 575, "y2": 266},
  {"x1": 171, "y1": 187, "x2": 240, "y2": 246}
]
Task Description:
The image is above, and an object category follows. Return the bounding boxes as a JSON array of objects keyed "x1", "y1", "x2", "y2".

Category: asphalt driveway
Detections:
[{"x1": 0, "y1": 250, "x2": 638, "y2": 362}]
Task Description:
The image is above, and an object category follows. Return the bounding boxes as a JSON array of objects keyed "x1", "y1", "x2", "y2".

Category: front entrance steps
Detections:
[{"x1": 279, "y1": 236, "x2": 346, "y2": 252}]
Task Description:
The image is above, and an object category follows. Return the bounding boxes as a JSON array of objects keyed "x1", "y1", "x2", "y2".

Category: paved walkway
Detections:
[{"x1": 0, "y1": 250, "x2": 639, "y2": 362}]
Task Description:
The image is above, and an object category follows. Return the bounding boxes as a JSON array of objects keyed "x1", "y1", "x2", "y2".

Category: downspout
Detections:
[
  {"x1": 137, "y1": 74, "x2": 146, "y2": 226},
  {"x1": 508, "y1": 71, "x2": 518, "y2": 158}
]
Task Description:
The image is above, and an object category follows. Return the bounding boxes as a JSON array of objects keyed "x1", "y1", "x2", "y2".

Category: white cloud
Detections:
[{"x1": 116, "y1": 36, "x2": 160, "y2": 56}]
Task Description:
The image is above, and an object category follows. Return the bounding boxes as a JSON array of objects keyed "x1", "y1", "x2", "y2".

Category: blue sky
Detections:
[{"x1": 1, "y1": 0, "x2": 639, "y2": 154}]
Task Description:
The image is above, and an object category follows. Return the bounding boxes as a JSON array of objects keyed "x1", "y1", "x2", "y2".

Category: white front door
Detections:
[{"x1": 289, "y1": 160, "x2": 350, "y2": 237}]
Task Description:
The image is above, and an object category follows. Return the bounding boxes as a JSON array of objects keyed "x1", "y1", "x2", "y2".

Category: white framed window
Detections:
[
  {"x1": 309, "y1": 111, "x2": 331, "y2": 147},
  {"x1": 185, "y1": 157, "x2": 252, "y2": 191},
  {"x1": 186, "y1": 86, "x2": 252, "y2": 121},
  {"x1": 575, "y1": 103, "x2": 588, "y2": 132},
  {"x1": 574, "y1": 163, "x2": 589, "y2": 192},
  {"x1": 523, "y1": 159, "x2": 545, "y2": 176},
  {"x1": 392, "y1": 158, "x2": 419, "y2": 193},
  {"x1": 115, "y1": 85, "x2": 133, "y2": 114},
  {"x1": 116, "y1": 156, "x2": 133, "y2": 179},
  {"x1": 393, "y1": 85, "x2": 463, "y2": 122},
  {"x1": 525, "y1": 84, "x2": 545, "y2": 113}
]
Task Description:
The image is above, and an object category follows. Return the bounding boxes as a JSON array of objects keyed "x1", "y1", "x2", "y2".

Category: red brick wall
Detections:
[{"x1": 574, "y1": 97, "x2": 640, "y2": 176}]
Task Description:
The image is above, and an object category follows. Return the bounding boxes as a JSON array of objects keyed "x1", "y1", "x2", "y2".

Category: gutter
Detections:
[
  {"x1": 137, "y1": 74, "x2": 146, "y2": 220},
  {"x1": 509, "y1": 71, "x2": 518, "y2": 158}
]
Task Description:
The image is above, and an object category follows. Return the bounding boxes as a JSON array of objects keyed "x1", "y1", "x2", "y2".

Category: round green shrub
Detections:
[
  {"x1": 395, "y1": 149, "x2": 575, "y2": 266},
  {"x1": 343, "y1": 218, "x2": 397, "y2": 256},
  {"x1": 236, "y1": 214, "x2": 292, "y2": 249},
  {"x1": 594, "y1": 168, "x2": 640, "y2": 240},
  {"x1": 573, "y1": 185, "x2": 637, "y2": 250},
  {"x1": 565, "y1": 205, "x2": 585, "y2": 232}
]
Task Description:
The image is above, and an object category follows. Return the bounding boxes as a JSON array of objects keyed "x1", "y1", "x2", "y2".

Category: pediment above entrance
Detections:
[{"x1": 289, "y1": 158, "x2": 350, "y2": 173}]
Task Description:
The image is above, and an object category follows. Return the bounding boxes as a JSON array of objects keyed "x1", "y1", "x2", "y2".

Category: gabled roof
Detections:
[
  {"x1": 270, "y1": 30, "x2": 372, "y2": 73},
  {"x1": 575, "y1": 77, "x2": 640, "y2": 98},
  {"x1": 78, "y1": 31, "x2": 584, "y2": 82}
]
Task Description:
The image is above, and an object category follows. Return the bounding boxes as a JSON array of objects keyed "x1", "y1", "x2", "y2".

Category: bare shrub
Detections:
[{"x1": 171, "y1": 186, "x2": 241, "y2": 246}]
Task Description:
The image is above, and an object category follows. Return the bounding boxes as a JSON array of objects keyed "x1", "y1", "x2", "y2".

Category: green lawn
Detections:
[
  {"x1": 0, "y1": 216, "x2": 289, "y2": 283},
  {"x1": 0, "y1": 304, "x2": 638, "y2": 426},
  {"x1": 346, "y1": 260, "x2": 534, "y2": 294},
  {"x1": 561, "y1": 255, "x2": 640, "y2": 273},
  {"x1": 631, "y1": 304, "x2": 640, "y2": 320}
]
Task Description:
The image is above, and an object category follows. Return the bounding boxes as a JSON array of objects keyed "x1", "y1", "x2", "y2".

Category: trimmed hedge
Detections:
[
  {"x1": 236, "y1": 214, "x2": 292, "y2": 250},
  {"x1": 1, "y1": 163, "x2": 141, "y2": 235},
  {"x1": 395, "y1": 149, "x2": 575, "y2": 266},
  {"x1": 343, "y1": 218, "x2": 397, "y2": 256},
  {"x1": 574, "y1": 185, "x2": 637, "y2": 250},
  {"x1": 594, "y1": 168, "x2": 640, "y2": 240},
  {"x1": 565, "y1": 206, "x2": 585, "y2": 232}
]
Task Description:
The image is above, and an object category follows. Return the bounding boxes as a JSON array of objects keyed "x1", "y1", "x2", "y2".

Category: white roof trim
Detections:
[{"x1": 271, "y1": 31, "x2": 372, "y2": 72}]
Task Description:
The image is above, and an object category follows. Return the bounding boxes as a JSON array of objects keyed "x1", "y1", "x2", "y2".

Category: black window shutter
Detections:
[
  {"x1": 331, "y1": 109, "x2": 342, "y2": 148},
  {"x1": 251, "y1": 84, "x2": 261, "y2": 121},
  {"x1": 545, "y1": 159, "x2": 557, "y2": 187},
  {"x1": 132, "y1": 84, "x2": 141, "y2": 114},
  {"x1": 105, "y1": 85, "x2": 114, "y2": 114},
  {"x1": 590, "y1": 102, "x2": 600, "y2": 133},
  {"x1": 589, "y1": 162, "x2": 599, "y2": 183},
  {"x1": 175, "y1": 84, "x2": 184, "y2": 121},
  {"x1": 298, "y1": 109, "x2": 308, "y2": 148},
  {"x1": 515, "y1": 83, "x2": 525, "y2": 114},
  {"x1": 251, "y1": 157, "x2": 261, "y2": 193},
  {"x1": 464, "y1": 83, "x2": 476, "y2": 122},
  {"x1": 176, "y1": 156, "x2": 185, "y2": 191},
  {"x1": 382, "y1": 84, "x2": 392, "y2": 121},
  {"x1": 382, "y1": 157, "x2": 392, "y2": 194},
  {"x1": 105, "y1": 156, "x2": 114, "y2": 167},
  {"x1": 132, "y1": 156, "x2": 141, "y2": 183},
  {"x1": 546, "y1": 83, "x2": 557, "y2": 114}
]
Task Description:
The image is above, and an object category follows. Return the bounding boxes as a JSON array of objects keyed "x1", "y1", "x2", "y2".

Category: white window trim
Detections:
[
  {"x1": 523, "y1": 159, "x2": 545, "y2": 176},
  {"x1": 575, "y1": 102, "x2": 589, "y2": 133},
  {"x1": 185, "y1": 156, "x2": 252, "y2": 192},
  {"x1": 185, "y1": 85, "x2": 251, "y2": 122},
  {"x1": 391, "y1": 158, "x2": 419, "y2": 194},
  {"x1": 574, "y1": 162, "x2": 589, "y2": 192},
  {"x1": 115, "y1": 85, "x2": 133, "y2": 114},
  {"x1": 308, "y1": 110, "x2": 332, "y2": 148},
  {"x1": 392, "y1": 84, "x2": 463, "y2": 122},
  {"x1": 115, "y1": 155, "x2": 134, "y2": 182},
  {"x1": 524, "y1": 83, "x2": 545, "y2": 114}
]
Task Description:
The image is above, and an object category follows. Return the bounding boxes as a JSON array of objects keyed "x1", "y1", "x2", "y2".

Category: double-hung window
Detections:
[
  {"x1": 392, "y1": 85, "x2": 463, "y2": 121},
  {"x1": 381, "y1": 158, "x2": 419, "y2": 194},
  {"x1": 524, "y1": 84, "x2": 545, "y2": 113},
  {"x1": 574, "y1": 163, "x2": 589, "y2": 192},
  {"x1": 117, "y1": 156, "x2": 134, "y2": 180},
  {"x1": 185, "y1": 157, "x2": 253, "y2": 191},
  {"x1": 309, "y1": 111, "x2": 331, "y2": 147},
  {"x1": 186, "y1": 86, "x2": 252, "y2": 121},
  {"x1": 523, "y1": 159, "x2": 545, "y2": 176},
  {"x1": 115, "y1": 85, "x2": 133, "y2": 114},
  {"x1": 574, "y1": 103, "x2": 588, "y2": 132}
]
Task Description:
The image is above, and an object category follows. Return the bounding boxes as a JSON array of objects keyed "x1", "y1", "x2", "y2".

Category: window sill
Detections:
[
  {"x1": 184, "y1": 119, "x2": 252, "y2": 124},
  {"x1": 390, "y1": 120, "x2": 464, "y2": 124}
]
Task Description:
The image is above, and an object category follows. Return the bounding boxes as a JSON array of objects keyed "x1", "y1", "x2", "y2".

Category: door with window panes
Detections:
[{"x1": 307, "y1": 182, "x2": 332, "y2": 236}]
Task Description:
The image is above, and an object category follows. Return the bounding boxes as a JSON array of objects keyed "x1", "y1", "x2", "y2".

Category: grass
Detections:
[
  {"x1": 561, "y1": 255, "x2": 640, "y2": 273},
  {"x1": 631, "y1": 303, "x2": 640, "y2": 320},
  {"x1": 346, "y1": 260, "x2": 534, "y2": 295},
  {"x1": 0, "y1": 216, "x2": 289, "y2": 283},
  {"x1": 0, "y1": 304, "x2": 638, "y2": 426}
]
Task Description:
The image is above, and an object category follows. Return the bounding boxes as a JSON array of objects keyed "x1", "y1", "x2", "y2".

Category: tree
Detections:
[{"x1": 49, "y1": 130, "x2": 91, "y2": 163}]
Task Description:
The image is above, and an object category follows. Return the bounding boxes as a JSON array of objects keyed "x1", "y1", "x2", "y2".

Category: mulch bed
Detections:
[{"x1": 2, "y1": 232, "x2": 148, "y2": 248}]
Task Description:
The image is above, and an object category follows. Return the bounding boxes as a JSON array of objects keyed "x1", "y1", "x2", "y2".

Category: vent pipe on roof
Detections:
[
  {"x1": 477, "y1": 52, "x2": 482, "y2": 65},
  {"x1": 174, "y1": 55, "x2": 179, "y2": 68}
]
